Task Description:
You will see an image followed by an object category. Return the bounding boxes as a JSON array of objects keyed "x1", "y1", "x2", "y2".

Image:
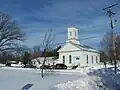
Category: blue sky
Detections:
[{"x1": 0, "y1": 0, "x2": 120, "y2": 49}]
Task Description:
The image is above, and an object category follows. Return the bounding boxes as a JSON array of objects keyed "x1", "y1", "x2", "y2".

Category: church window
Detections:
[
  {"x1": 76, "y1": 57, "x2": 79, "y2": 60},
  {"x1": 75, "y1": 31, "x2": 76, "y2": 36},
  {"x1": 86, "y1": 55, "x2": 88, "y2": 64},
  {"x1": 63, "y1": 56, "x2": 65, "y2": 64},
  {"x1": 96, "y1": 56, "x2": 98, "y2": 63},
  {"x1": 69, "y1": 55, "x2": 72, "y2": 64},
  {"x1": 70, "y1": 32, "x2": 72, "y2": 36},
  {"x1": 92, "y1": 56, "x2": 93, "y2": 64}
]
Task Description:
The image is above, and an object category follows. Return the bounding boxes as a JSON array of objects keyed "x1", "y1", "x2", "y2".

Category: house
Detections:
[
  {"x1": 31, "y1": 57, "x2": 58, "y2": 68},
  {"x1": 57, "y1": 27, "x2": 100, "y2": 67}
]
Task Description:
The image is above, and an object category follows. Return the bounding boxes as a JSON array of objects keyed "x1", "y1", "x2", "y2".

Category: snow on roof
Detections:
[{"x1": 70, "y1": 42, "x2": 99, "y2": 53}]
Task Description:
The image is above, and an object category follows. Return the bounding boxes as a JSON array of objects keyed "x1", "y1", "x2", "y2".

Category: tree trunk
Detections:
[{"x1": 41, "y1": 49, "x2": 46, "y2": 78}]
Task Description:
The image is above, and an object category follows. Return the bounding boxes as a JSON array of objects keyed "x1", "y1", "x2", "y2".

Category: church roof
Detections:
[{"x1": 69, "y1": 42, "x2": 99, "y2": 53}]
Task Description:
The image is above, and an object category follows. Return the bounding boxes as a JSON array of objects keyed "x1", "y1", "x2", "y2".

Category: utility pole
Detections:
[{"x1": 103, "y1": 3, "x2": 118, "y2": 74}]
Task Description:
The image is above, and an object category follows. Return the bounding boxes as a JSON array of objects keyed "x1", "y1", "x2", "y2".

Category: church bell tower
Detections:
[{"x1": 66, "y1": 27, "x2": 80, "y2": 44}]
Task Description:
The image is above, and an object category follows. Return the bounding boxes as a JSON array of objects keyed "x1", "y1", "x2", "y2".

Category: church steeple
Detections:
[{"x1": 66, "y1": 27, "x2": 80, "y2": 44}]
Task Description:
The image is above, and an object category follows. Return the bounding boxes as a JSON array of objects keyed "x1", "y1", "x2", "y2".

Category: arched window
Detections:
[{"x1": 69, "y1": 55, "x2": 72, "y2": 64}]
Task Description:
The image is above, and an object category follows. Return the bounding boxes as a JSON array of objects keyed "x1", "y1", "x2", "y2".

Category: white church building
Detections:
[{"x1": 57, "y1": 27, "x2": 100, "y2": 67}]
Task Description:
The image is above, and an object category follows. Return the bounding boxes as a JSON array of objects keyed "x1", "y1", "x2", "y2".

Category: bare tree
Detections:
[
  {"x1": 115, "y1": 35, "x2": 120, "y2": 60},
  {"x1": 13, "y1": 45, "x2": 30, "y2": 61},
  {"x1": 100, "y1": 31, "x2": 113, "y2": 64},
  {"x1": 32, "y1": 45, "x2": 41, "y2": 58},
  {"x1": 33, "y1": 45, "x2": 41, "y2": 52},
  {"x1": 0, "y1": 12, "x2": 25, "y2": 53},
  {"x1": 41, "y1": 29, "x2": 55, "y2": 78}
]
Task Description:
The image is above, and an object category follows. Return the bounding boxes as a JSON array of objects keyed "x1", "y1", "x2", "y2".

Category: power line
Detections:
[
  {"x1": 54, "y1": 34, "x2": 104, "y2": 46},
  {"x1": 55, "y1": 24, "x2": 109, "y2": 36},
  {"x1": 103, "y1": 3, "x2": 118, "y2": 10},
  {"x1": 54, "y1": 30, "x2": 120, "y2": 49},
  {"x1": 80, "y1": 35, "x2": 103, "y2": 40}
]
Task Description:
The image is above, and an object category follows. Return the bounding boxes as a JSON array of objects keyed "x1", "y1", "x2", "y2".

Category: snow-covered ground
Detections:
[{"x1": 0, "y1": 65, "x2": 120, "y2": 90}]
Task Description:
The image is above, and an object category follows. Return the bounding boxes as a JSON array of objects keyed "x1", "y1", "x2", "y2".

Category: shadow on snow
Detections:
[{"x1": 88, "y1": 67, "x2": 120, "y2": 90}]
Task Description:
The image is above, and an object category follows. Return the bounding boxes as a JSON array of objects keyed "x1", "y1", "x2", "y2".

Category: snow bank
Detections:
[
  {"x1": 53, "y1": 65, "x2": 120, "y2": 90},
  {"x1": 53, "y1": 76, "x2": 98, "y2": 90},
  {"x1": 52, "y1": 67, "x2": 101, "y2": 90}
]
